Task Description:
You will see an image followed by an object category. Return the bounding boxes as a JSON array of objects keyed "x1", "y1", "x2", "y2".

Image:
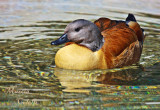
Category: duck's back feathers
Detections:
[
  {"x1": 101, "y1": 23, "x2": 137, "y2": 56},
  {"x1": 94, "y1": 18, "x2": 116, "y2": 32},
  {"x1": 95, "y1": 14, "x2": 145, "y2": 43}
]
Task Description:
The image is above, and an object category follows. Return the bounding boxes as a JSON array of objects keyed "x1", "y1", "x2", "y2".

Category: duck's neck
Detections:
[{"x1": 79, "y1": 36, "x2": 104, "y2": 52}]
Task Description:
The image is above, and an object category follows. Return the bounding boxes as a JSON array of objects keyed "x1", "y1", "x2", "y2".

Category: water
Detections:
[{"x1": 0, "y1": 0, "x2": 160, "y2": 109}]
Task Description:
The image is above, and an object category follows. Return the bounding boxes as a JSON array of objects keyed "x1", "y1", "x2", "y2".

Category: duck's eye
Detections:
[{"x1": 75, "y1": 28, "x2": 80, "y2": 32}]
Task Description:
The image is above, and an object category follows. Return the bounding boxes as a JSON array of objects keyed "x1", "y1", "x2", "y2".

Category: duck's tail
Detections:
[
  {"x1": 126, "y1": 13, "x2": 145, "y2": 43},
  {"x1": 126, "y1": 13, "x2": 137, "y2": 22}
]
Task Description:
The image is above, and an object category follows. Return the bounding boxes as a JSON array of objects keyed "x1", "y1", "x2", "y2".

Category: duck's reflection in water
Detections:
[{"x1": 54, "y1": 65, "x2": 144, "y2": 93}]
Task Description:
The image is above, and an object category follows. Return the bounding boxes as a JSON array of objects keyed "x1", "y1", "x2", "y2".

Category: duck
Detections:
[{"x1": 51, "y1": 14, "x2": 145, "y2": 70}]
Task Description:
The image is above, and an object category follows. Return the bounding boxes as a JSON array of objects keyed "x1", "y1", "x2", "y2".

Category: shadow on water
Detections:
[{"x1": 53, "y1": 62, "x2": 160, "y2": 92}]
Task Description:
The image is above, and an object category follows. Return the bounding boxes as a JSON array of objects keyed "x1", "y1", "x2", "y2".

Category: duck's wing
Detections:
[
  {"x1": 101, "y1": 22, "x2": 138, "y2": 57},
  {"x1": 100, "y1": 21, "x2": 143, "y2": 68},
  {"x1": 94, "y1": 14, "x2": 145, "y2": 68},
  {"x1": 113, "y1": 40, "x2": 143, "y2": 68},
  {"x1": 94, "y1": 14, "x2": 145, "y2": 43}
]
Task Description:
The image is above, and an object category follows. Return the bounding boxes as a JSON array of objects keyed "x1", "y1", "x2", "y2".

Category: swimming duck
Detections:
[{"x1": 51, "y1": 14, "x2": 145, "y2": 70}]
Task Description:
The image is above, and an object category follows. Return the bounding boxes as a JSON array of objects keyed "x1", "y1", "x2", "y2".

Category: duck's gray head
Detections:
[{"x1": 51, "y1": 19, "x2": 103, "y2": 51}]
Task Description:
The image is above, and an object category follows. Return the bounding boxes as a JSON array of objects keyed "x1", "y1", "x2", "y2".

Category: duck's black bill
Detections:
[{"x1": 51, "y1": 34, "x2": 70, "y2": 45}]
